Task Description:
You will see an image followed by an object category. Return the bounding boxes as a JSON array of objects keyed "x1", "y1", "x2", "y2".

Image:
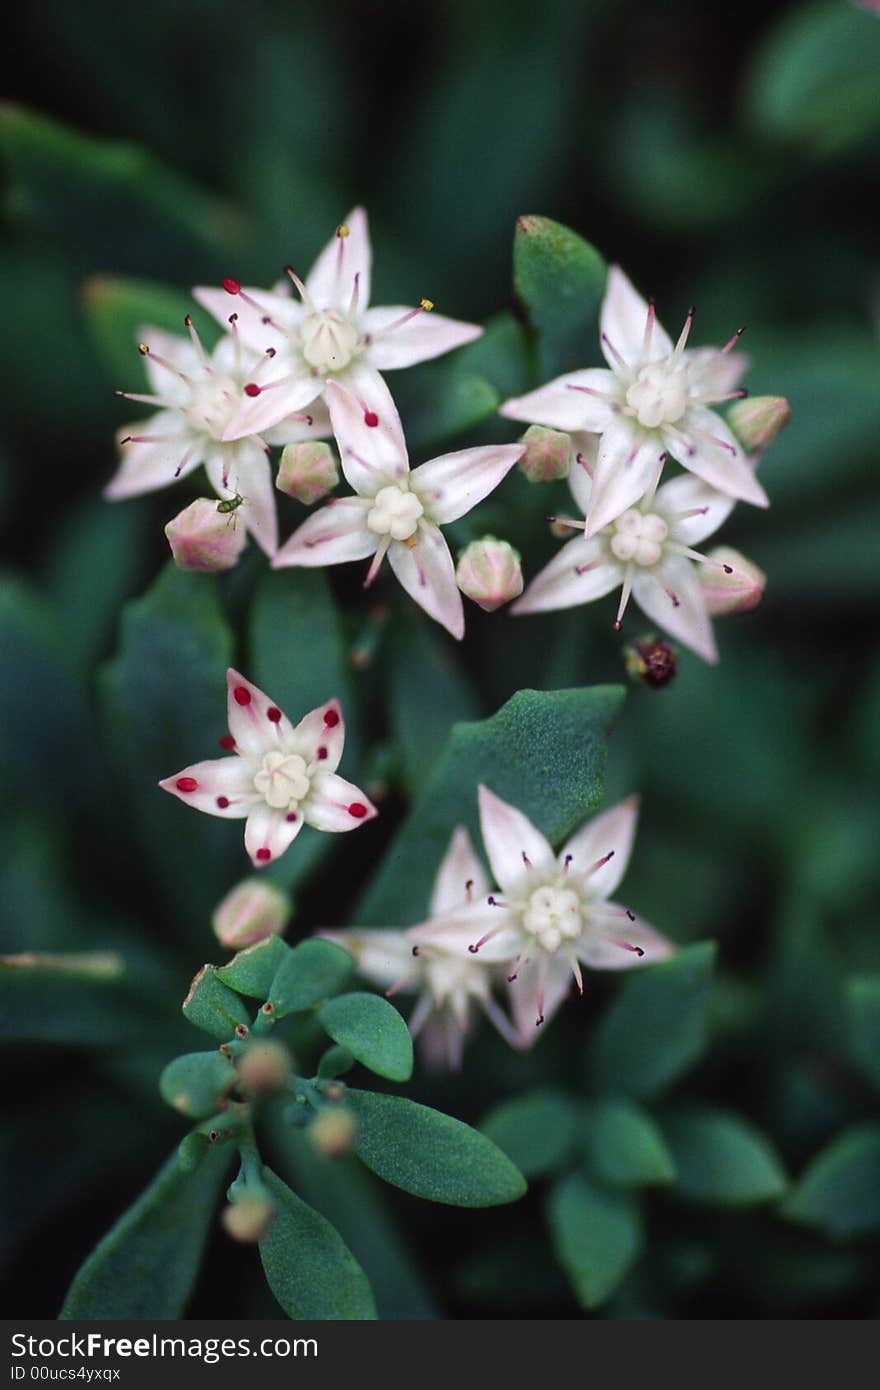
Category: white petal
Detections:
[
  {"x1": 575, "y1": 914, "x2": 674, "y2": 970},
  {"x1": 204, "y1": 442, "x2": 277, "y2": 557},
  {"x1": 361, "y1": 305, "x2": 482, "y2": 370},
  {"x1": 511, "y1": 536, "x2": 622, "y2": 615},
  {"x1": 305, "y1": 772, "x2": 377, "y2": 832},
  {"x1": 138, "y1": 326, "x2": 201, "y2": 407},
  {"x1": 601, "y1": 265, "x2": 673, "y2": 372},
  {"x1": 430, "y1": 826, "x2": 490, "y2": 915},
  {"x1": 325, "y1": 376, "x2": 408, "y2": 494},
  {"x1": 272, "y1": 496, "x2": 376, "y2": 568},
  {"x1": 560, "y1": 796, "x2": 640, "y2": 900},
  {"x1": 288, "y1": 697, "x2": 346, "y2": 774},
  {"x1": 685, "y1": 347, "x2": 749, "y2": 399},
  {"x1": 584, "y1": 418, "x2": 665, "y2": 538},
  {"x1": 387, "y1": 524, "x2": 464, "y2": 639},
  {"x1": 225, "y1": 667, "x2": 294, "y2": 758},
  {"x1": 410, "y1": 444, "x2": 522, "y2": 524},
  {"x1": 655, "y1": 472, "x2": 736, "y2": 546},
  {"x1": 631, "y1": 556, "x2": 718, "y2": 664},
  {"x1": 244, "y1": 803, "x2": 303, "y2": 868},
  {"x1": 665, "y1": 406, "x2": 769, "y2": 507},
  {"x1": 508, "y1": 953, "x2": 574, "y2": 1046},
  {"x1": 498, "y1": 369, "x2": 621, "y2": 432},
  {"x1": 192, "y1": 285, "x2": 299, "y2": 353},
  {"x1": 478, "y1": 785, "x2": 554, "y2": 896},
  {"x1": 305, "y1": 206, "x2": 371, "y2": 310},
  {"x1": 262, "y1": 397, "x2": 333, "y2": 446},
  {"x1": 104, "y1": 415, "x2": 202, "y2": 499},
  {"x1": 567, "y1": 434, "x2": 598, "y2": 515},
  {"x1": 409, "y1": 904, "x2": 521, "y2": 964},
  {"x1": 222, "y1": 366, "x2": 322, "y2": 442},
  {"x1": 322, "y1": 929, "x2": 417, "y2": 992},
  {"x1": 158, "y1": 756, "x2": 259, "y2": 818}
]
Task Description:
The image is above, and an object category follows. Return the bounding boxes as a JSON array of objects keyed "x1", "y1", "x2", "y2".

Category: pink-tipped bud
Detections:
[
  {"x1": 517, "y1": 424, "x2": 572, "y2": 482},
  {"x1": 727, "y1": 396, "x2": 791, "y2": 454},
  {"x1": 308, "y1": 1106, "x2": 358, "y2": 1158},
  {"x1": 236, "y1": 1040, "x2": 292, "y2": 1095},
  {"x1": 699, "y1": 548, "x2": 766, "y2": 616},
  {"x1": 221, "y1": 1193, "x2": 274, "y2": 1244},
  {"x1": 212, "y1": 877, "x2": 291, "y2": 950},
  {"x1": 456, "y1": 537, "x2": 523, "y2": 613},
  {"x1": 276, "y1": 441, "x2": 339, "y2": 505},
  {"x1": 164, "y1": 498, "x2": 246, "y2": 573}
]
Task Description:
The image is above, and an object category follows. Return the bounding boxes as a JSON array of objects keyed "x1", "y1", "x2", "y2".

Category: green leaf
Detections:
[
  {"x1": 159, "y1": 1051, "x2": 236, "y2": 1119},
  {"x1": 357, "y1": 685, "x2": 624, "y2": 924},
  {"x1": 480, "y1": 1089, "x2": 579, "y2": 1178},
  {"x1": 388, "y1": 614, "x2": 482, "y2": 795},
  {"x1": 98, "y1": 563, "x2": 234, "y2": 936},
  {"x1": 182, "y1": 965, "x2": 252, "y2": 1042},
  {"x1": 317, "y1": 993, "x2": 413, "y2": 1082},
  {"x1": 82, "y1": 274, "x2": 219, "y2": 384},
  {"x1": 546, "y1": 1171, "x2": 642, "y2": 1309},
  {"x1": 216, "y1": 936, "x2": 290, "y2": 1000},
  {"x1": 270, "y1": 939, "x2": 354, "y2": 1017},
  {"x1": 259, "y1": 1167, "x2": 376, "y2": 1320},
  {"x1": 783, "y1": 1124, "x2": 880, "y2": 1239},
  {"x1": 316, "y1": 1045, "x2": 355, "y2": 1081},
  {"x1": 846, "y1": 975, "x2": 880, "y2": 1093},
  {"x1": 588, "y1": 1100, "x2": 676, "y2": 1188},
  {"x1": 661, "y1": 1107, "x2": 787, "y2": 1207},
  {"x1": 513, "y1": 214, "x2": 606, "y2": 375},
  {"x1": 592, "y1": 942, "x2": 716, "y2": 1100},
  {"x1": 346, "y1": 1090, "x2": 526, "y2": 1207},
  {"x1": 60, "y1": 1146, "x2": 231, "y2": 1318}
]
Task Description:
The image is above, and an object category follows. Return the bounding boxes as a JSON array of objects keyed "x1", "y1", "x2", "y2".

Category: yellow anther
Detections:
[
  {"x1": 336, "y1": 223, "x2": 350, "y2": 238},
  {"x1": 137, "y1": 343, "x2": 150, "y2": 355},
  {"x1": 404, "y1": 535, "x2": 419, "y2": 550},
  {"x1": 420, "y1": 298, "x2": 434, "y2": 312}
]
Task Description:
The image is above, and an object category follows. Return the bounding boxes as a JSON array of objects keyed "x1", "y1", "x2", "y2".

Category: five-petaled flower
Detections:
[
  {"x1": 512, "y1": 441, "x2": 763, "y2": 663},
  {"x1": 323, "y1": 827, "x2": 520, "y2": 1071},
  {"x1": 106, "y1": 324, "x2": 329, "y2": 556},
  {"x1": 194, "y1": 207, "x2": 483, "y2": 442},
  {"x1": 159, "y1": 669, "x2": 376, "y2": 868},
  {"x1": 272, "y1": 380, "x2": 524, "y2": 639},
  {"x1": 499, "y1": 265, "x2": 769, "y2": 538},
  {"x1": 410, "y1": 787, "x2": 672, "y2": 1045}
]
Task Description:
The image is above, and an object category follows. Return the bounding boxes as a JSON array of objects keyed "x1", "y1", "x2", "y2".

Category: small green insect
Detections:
[{"x1": 216, "y1": 493, "x2": 246, "y2": 528}]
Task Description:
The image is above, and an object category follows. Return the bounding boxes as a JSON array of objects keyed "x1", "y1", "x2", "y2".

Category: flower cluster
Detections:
[{"x1": 327, "y1": 787, "x2": 670, "y2": 1067}]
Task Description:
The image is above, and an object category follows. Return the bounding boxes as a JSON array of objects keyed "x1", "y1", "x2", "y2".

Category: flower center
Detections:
[
  {"x1": 609, "y1": 509, "x2": 668, "y2": 567},
  {"x1": 300, "y1": 309, "x2": 360, "y2": 373},
  {"x1": 366, "y1": 485, "x2": 424, "y2": 541},
  {"x1": 253, "y1": 751, "x2": 311, "y2": 811},
  {"x1": 625, "y1": 362, "x2": 689, "y2": 429},
  {"x1": 186, "y1": 374, "x2": 238, "y2": 439},
  {"x1": 521, "y1": 886, "x2": 583, "y2": 955}
]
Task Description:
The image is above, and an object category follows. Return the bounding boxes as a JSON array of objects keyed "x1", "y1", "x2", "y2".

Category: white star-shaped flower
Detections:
[
  {"x1": 324, "y1": 827, "x2": 519, "y2": 1071},
  {"x1": 105, "y1": 322, "x2": 329, "y2": 556},
  {"x1": 411, "y1": 787, "x2": 672, "y2": 1045},
  {"x1": 499, "y1": 265, "x2": 769, "y2": 537},
  {"x1": 159, "y1": 669, "x2": 376, "y2": 869},
  {"x1": 513, "y1": 442, "x2": 761, "y2": 663},
  {"x1": 193, "y1": 208, "x2": 483, "y2": 442},
  {"x1": 272, "y1": 379, "x2": 524, "y2": 639}
]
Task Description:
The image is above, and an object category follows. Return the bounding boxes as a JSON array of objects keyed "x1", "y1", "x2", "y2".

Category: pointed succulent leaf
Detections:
[
  {"x1": 546, "y1": 1171, "x2": 642, "y2": 1309},
  {"x1": 513, "y1": 215, "x2": 607, "y2": 375},
  {"x1": 269, "y1": 939, "x2": 354, "y2": 1017},
  {"x1": 317, "y1": 993, "x2": 413, "y2": 1082},
  {"x1": 216, "y1": 936, "x2": 290, "y2": 1000},
  {"x1": 661, "y1": 1107, "x2": 787, "y2": 1207},
  {"x1": 587, "y1": 1099, "x2": 676, "y2": 1188},
  {"x1": 159, "y1": 1050, "x2": 236, "y2": 1119},
  {"x1": 782, "y1": 1124, "x2": 880, "y2": 1239},
  {"x1": 258, "y1": 1167, "x2": 376, "y2": 1320},
  {"x1": 480, "y1": 1089, "x2": 579, "y2": 1179},
  {"x1": 346, "y1": 1090, "x2": 526, "y2": 1207},
  {"x1": 846, "y1": 975, "x2": 880, "y2": 1093},
  {"x1": 182, "y1": 965, "x2": 251, "y2": 1041}
]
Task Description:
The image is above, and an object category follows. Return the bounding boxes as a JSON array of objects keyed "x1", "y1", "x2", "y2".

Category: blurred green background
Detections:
[{"x1": 2, "y1": 0, "x2": 880, "y2": 1319}]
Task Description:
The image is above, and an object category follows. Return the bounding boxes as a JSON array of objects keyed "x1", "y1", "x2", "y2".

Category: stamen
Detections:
[
  {"x1": 507, "y1": 951, "x2": 529, "y2": 984},
  {"x1": 284, "y1": 266, "x2": 315, "y2": 312},
  {"x1": 665, "y1": 586, "x2": 681, "y2": 608},
  {"x1": 567, "y1": 383, "x2": 621, "y2": 407},
  {"x1": 348, "y1": 802, "x2": 368, "y2": 818},
  {"x1": 223, "y1": 278, "x2": 241, "y2": 295},
  {"x1": 184, "y1": 314, "x2": 211, "y2": 370},
  {"x1": 363, "y1": 538, "x2": 391, "y2": 589},
  {"x1": 575, "y1": 450, "x2": 594, "y2": 478},
  {"x1": 227, "y1": 313, "x2": 242, "y2": 376},
  {"x1": 614, "y1": 939, "x2": 645, "y2": 957},
  {"x1": 372, "y1": 301, "x2": 434, "y2": 338},
  {"x1": 719, "y1": 326, "x2": 746, "y2": 355},
  {"x1": 237, "y1": 287, "x2": 286, "y2": 330},
  {"x1": 468, "y1": 926, "x2": 504, "y2": 955},
  {"x1": 601, "y1": 332, "x2": 633, "y2": 380},
  {"x1": 669, "y1": 505, "x2": 710, "y2": 522},
  {"x1": 562, "y1": 853, "x2": 573, "y2": 874},
  {"x1": 487, "y1": 895, "x2": 509, "y2": 909},
  {"x1": 614, "y1": 564, "x2": 636, "y2": 631},
  {"x1": 545, "y1": 515, "x2": 583, "y2": 530},
  {"x1": 348, "y1": 271, "x2": 361, "y2": 319},
  {"x1": 173, "y1": 444, "x2": 199, "y2": 479},
  {"x1": 586, "y1": 849, "x2": 615, "y2": 876},
  {"x1": 535, "y1": 955, "x2": 548, "y2": 1027},
  {"x1": 695, "y1": 387, "x2": 749, "y2": 407},
  {"x1": 119, "y1": 431, "x2": 191, "y2": 444},
  {"x1": 565, "y1": 947, "x2": 584, "y2": 995},
  {"x1": 667, "y1": 542, "x2": 734, "y2": 573},
  {"x1": 672, "y1": 305, "x2": 695, "y2": 363},
  {"x1": 465, "y1": 878, "x2": 474, "y2": 902},
  {"x1": 385, "y1": 970, "x2": 418, "y2": 999},
  {"x1": 521, "y1": 851, "x2": 532, "y2": 869},
  {"x1": 641, "y1": 451, "x2": 668, "y2": 511},
  {"x1": 137, "y1": 344, "x2": 193, "y2": 384},
  {"x1": 113, "y1": 390, "x2": 167, "y2": 407},
  {"x1": 642, "y1": 299, "x2": 655, "y2": 358},
  {"x1": 575, "y1": 560, "x2": 600, "y2": 576}
]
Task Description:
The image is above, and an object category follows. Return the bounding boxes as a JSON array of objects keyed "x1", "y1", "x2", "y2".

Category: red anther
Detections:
[
  {"x1": 316, "y1": 746, "x2": 328, "y2": 760},
  {"x1": 244, "y1": 383, "x2": 261, "y2": 397},
  {"x1": 235, "y1": 1024, "x2": 249, "y2": 1038},
  {"x1": 219, "y1": 734, "x2": 236, "y2": 750},
  {"x1": 323, "y1": 709, "x2": 340, "y2": 727},
  {"x1": 256, "y1": 847, "x2": 272, "y2": 862},
  {"x1": 363, "y1": 411, "x2": 379, "y2": 427},
  {"x1": 285, "y1": 812, "x2": 298, "y2": 823},
  {"x1": 176, "y1": 777, "x2": 198, "y2": 793},
  {"x1": 216, "y1": 796, "x2": 230, "y2": 809},
  {"x1": 223, "y1": 278, "x2": 241, "y2": 295},
  {"x1": 234, "y1": 686, "x2": 251, "y2": 706},
  {"x1": 267, "y1": 706, "x2": 282, "y2": 723},
  {"x1": 348, "y1": 802, "x2": 368, "y2": 819}
]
